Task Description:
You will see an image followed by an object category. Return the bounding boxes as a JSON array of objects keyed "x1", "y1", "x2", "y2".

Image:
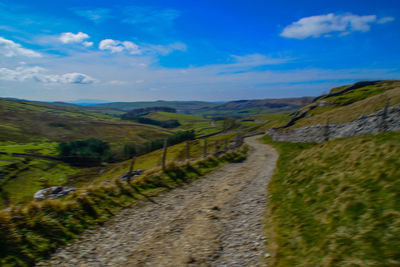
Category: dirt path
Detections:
[{"x1": 37, "y1": 135, "x2": 278, "y2": 267}]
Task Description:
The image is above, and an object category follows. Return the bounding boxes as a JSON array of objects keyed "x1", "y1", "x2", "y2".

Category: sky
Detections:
[{"x1": 0, "y1": 0, "x2": 399, "y2": 102}]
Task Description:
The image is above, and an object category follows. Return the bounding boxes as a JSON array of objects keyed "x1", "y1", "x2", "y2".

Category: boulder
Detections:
[{"x1": 34, "y1": 186, "x2": 76, "y2": 201}]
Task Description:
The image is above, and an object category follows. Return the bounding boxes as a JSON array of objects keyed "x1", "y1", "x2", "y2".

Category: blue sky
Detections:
[{"x1": 0, "y1": 0, "x2": 399, "y2": 101}]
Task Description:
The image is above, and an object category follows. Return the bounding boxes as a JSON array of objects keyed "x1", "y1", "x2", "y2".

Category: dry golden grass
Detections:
[{"x1": 263, "y1": 131, "x2": 400, "y2": 266}]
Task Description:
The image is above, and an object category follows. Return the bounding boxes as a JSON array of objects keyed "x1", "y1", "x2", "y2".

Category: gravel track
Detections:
[{"x1": 37, "y1": 135, "x2": 278, "y2": 267}]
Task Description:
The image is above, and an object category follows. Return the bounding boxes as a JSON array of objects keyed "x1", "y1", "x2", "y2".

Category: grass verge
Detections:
[
  {"x1": 262, "y1": 131, "x2": 400, "y2": 267},
  {"x1": 0, "y1": 145, "x2": 248, "y2": 267}
]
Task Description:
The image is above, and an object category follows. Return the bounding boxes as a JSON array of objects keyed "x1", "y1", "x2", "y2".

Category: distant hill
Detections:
[
  {"x1": 191, "y1": 97, "x2": 313, "y2": 118},
  {"x1": 93, "y1": 100, "x2": 220, "y2": 113},
  {"x1": 214, "y1": 97, "x2": 313, "y2": 110},
  {"x1": 0, "y1": 98, "x2": 171, "y2": 144},
  {"x1": 90, "y1": 97, "x2": 314, "y2": 118}
]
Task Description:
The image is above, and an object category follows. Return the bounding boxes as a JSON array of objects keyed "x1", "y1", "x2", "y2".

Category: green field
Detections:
[
  {"x1": 0, "y1": 130, "x2": 239, "y2": 207},
  {"x1": 263, "y1": 131, "x2": 400, "y2": 266},
  {"x1": 142, "y1": 112, "x2": 223, "y2": 136},
  {"x1": 66, "y1": 132, "x2": 237, "y2": 187}
]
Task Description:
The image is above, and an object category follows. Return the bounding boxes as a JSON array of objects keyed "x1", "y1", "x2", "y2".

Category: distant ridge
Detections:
[{"x1": 68, "y1": 99, "x2": 109, "y2": 106}]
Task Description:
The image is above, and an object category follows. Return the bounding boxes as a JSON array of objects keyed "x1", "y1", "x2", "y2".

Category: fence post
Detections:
[
  {"x1": 215, "y1": 140, "x2": 219, "y2": 152},
  {"x1": 161, "y1": 139, "x2": 168, "y2": 170},
  {"x1": 203, "y1": 139, "x2": 207, "y2": 158},
  {"x1": 224, "y1": 139, "x2": 228, "y2": 150},
  {"x1": 324, "y1": 118, "x2": 330, "y2": 142},
  {"x1": 186, "y1": 140, "x2": 190, "y2": 161},
  {"x1": 127, "y1": 156, "x2": 136, "y2": 182}
]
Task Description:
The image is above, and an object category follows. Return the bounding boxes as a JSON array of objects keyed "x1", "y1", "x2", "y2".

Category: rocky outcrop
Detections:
[
  {"x1": 119, "y1": 169, "x2": 143, "y2": 182},
  {"x1": 281, "y1": 81, "x2": 381, "y2": 128},
  {"x1": 34, "y1": 186, "x2": 76, "y2": 201},
  {"x1": 269, "y1": 104, "x2": 400, "y2": 143}
]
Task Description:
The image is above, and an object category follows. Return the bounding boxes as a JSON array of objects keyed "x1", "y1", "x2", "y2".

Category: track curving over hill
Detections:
[{"x1": 37, "y1": 135, "x2": 278, "y2": 267}]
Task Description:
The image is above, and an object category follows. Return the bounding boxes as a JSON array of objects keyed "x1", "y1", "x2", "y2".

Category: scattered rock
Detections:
[
  {"x1": 34, "y1": 186, "x2": 76, "y2": 201},
  {"x1": 120, "y1": 169, "x2": 143, "y2": 182}
]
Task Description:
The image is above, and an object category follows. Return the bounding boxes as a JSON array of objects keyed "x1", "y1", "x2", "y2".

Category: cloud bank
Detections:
[
  {"x1": 0, "y1": 66, "x2": 96, "y2": 84},
  {"x1": 0, "y1": 37, "x2": 41, "y2": 57},
  {"x1": 281, "y1": 13, "x2": 394, "y2": 39}
]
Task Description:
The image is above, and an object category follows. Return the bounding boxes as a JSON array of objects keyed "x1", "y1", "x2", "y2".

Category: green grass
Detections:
[
  {"x1": 0, "y1": 98, "x2": 172, "y2": 144},
  {"x1": 143, "y1": 112, "x2": 223, "y2": 136},
  {"x1": 0, "y1": 142, "x2": 58, "y2": 156},
  {"x1": 262, "y1": 131, "x2": 400, "y2": 266},
  {"x1": 69, "y1": 133, "x2": 238, "y2": 187},
  {"x1": 190, "y1": 105, "x2": 298, "y2": 118},
  {"x1": 0, "y1": 133, "x2": 238, "y2": 207},
  {"x1": 0, "y1": 145, "x2": 248, "y2": 267},
  {"x1": 0, "y1": 157, "x2": 79, "y2": 208}
]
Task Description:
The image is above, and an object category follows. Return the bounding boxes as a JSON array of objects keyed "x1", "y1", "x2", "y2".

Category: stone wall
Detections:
[{"x1": 268, "y1": 104, "x2": 400, "y2": 143}]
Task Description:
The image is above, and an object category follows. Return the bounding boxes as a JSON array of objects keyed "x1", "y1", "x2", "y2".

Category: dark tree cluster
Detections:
[
  {"x1": 58, "y1": 138, "x2": 110, "y2": 166},
  {"x1": 135, "y1": 117, "x2": 180, "y2": 128}
]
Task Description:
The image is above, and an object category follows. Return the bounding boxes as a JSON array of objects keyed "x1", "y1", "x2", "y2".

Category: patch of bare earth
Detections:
[{"x1": 37, "y1": 135, "x2": 278, "y2": 267}]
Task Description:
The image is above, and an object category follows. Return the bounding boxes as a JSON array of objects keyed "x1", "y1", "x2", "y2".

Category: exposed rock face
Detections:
[
  {"x1": 269, "y1": 104, "x2": 400, "y2": 143},
  {"x1": 34, "y1": 186, "x2": 76, "y2": 201},
  {"x1": 120, "y1": 169, "x2": 143, "y2": 182}
]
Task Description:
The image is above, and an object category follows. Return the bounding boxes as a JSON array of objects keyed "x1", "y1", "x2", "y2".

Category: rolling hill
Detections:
[
  {"x1": 88, "y1": 97, "x2": 313, "y2": 118},
  {"x1": 0, "y1": 98, "x2": 172, "y2": 144}
]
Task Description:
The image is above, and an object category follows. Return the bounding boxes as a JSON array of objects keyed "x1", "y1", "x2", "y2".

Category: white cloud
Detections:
[
  {"x1": 83, "y1": 41, "x2": 93, "y2": 47},
  {"x1": 99, "y1": 39, "x2": 141, "y2": 54},
  {"x1": 0, "y1": 37, "x2": 41, "y2": 57},
  {"x1": 281, "y1": 13, "x2": 394, "y2": 39},
  {"x1": 0, "y1": 66, "x2": 96, "y2": 84},
  {"x1": 59, "y1": 32, "x2": 90, "y2": 44},
  {"x1": 378, "y1": 16, "x2": 395, "y2": 24}
]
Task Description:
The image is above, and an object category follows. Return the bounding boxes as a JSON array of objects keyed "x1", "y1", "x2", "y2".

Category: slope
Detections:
[
  {"x1": 282, "y1": 80, "x2": 400, "y2": 129},
  {"x1": 0, "y1": 98, "x2": 172, "y2": 144},
  {"x1": 263, "y1": 131, "x2": 400, "y2": 267}
]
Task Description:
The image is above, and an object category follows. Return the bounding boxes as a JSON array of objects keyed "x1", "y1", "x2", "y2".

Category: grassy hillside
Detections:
[
  {"x1": 73, "y1": 132, "x2": 238, "y2": 187},
  {"x1": 237, "y1": 113, "x2": 291, "y2": 131},
  {"x1": 0, "y1": 98, "x2": 172, "y2": 144},
  {"x1": 0, "y1": 145, "x2": 248, "y2": 267},
  {"x1": 142, "y1": 112, "x2": 223, "y2": 136},
  {"x1": 284, "y1": 80, "x2": 400, "y2": 129},
  {"x1": 263, "y1": 131, "x2": 400, "y2": 266},
  {"x1": 187, "y1": 97, "x2": 312, "y2": 118},
  {"x1": 0, "y1": 132, "x2": 237, "y2": 207},
  {"x1": 91, "y1": 97, "x2": 312, "y2": 119}
]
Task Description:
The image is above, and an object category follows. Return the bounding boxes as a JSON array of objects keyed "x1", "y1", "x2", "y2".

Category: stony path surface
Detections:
[{"x1": 37, "y1": 135, "x2": 278, "y2": 267}]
